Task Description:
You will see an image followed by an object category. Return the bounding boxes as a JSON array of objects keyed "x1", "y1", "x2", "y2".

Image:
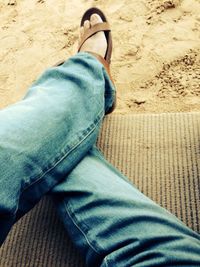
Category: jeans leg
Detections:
[
  {"x1": 0, "y1": 52, "x2": 115, "y2": 244},
  {"x1": 52, "y1": 146, "x2": 200, "y2": 267}
]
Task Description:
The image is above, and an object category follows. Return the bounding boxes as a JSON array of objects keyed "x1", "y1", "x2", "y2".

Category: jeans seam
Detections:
[
  {"x1": 21, "y1": 109, "x2": 104, "y2": 194},
  {"x1": 104, "y1": 257, "x2": 110, "y2": 267},
  {"x1": 64, "y1": 200, "x2": 103, "y2": 257}
]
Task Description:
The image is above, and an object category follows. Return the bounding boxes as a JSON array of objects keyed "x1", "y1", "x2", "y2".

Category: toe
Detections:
[
  {"x1": 84, "y1": 20, "x2": 90, "y2": 30},
  {"x1": 90, "y1": 14, "x2": 103, "y2": 26}
]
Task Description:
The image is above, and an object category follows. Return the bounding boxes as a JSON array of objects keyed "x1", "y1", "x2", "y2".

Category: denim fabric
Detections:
[
  {"x1": 0, "y1": 51, "x2": 200, "y2": 266},
  {"x1": 52, "y1": 147, "x2": 200, "y2": 267},
  {"x1": 0, "y1": 52, "x2": 115, "y2": 244}
]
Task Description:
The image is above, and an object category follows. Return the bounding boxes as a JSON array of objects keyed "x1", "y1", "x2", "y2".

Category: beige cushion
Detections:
[{"x1": 0, "y1": 113, "x2": 199, "y2": 266}]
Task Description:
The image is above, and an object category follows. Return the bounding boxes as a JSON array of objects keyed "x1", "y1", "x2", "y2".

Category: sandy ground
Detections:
[{"x1": 0, "y1": 0, "x2": 200, "y2": 114}]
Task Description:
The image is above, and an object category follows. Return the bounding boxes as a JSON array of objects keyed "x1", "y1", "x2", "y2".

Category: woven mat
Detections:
[{"x1": 0, "y1": 113, "x2": 199, "y2": 267}]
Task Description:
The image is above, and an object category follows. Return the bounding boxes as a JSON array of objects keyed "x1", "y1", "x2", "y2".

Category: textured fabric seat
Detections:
[{"x1": 0, "y1": 113, "x2": 199, "y2": 267}]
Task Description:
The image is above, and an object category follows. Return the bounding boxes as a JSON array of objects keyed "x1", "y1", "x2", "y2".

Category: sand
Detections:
[{"x1": 0, "y1": 0, "x2": 200, "y2": 113}]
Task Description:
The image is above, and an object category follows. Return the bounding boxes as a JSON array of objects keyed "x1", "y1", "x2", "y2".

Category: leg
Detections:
[
  {"x1": 0, "y1": 52, "x2": 115, "y2": 244},
  {"x1": 0, "y1": 9, "x2": 115, "y2": 245},
  {"x1": 52, "y1": 146, "x2": 200, "y2": 267}
]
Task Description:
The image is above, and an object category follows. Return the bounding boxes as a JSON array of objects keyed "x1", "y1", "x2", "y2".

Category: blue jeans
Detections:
[{"x1": 0, "y1": 53, "x2": 200, "y2": 266}]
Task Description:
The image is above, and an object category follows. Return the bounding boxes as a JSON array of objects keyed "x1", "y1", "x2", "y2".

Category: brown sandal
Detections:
[{"x1": 78, "y1": 7, "x2": 116, "y2": 114}]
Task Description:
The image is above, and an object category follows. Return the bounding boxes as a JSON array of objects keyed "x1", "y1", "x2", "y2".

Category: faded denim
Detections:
[{"x1": 0, "y1": 52, "x2": 200, "y2": 266}]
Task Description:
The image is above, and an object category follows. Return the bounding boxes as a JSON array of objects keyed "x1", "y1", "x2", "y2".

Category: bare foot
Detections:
[{"x1": 79, "y1": 14, "x2": 107, "y2": 58}]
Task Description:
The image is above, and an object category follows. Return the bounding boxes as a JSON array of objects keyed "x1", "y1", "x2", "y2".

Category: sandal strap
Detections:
[{"x1": 78, "y1": 22, "x2": 110, "y2": 52}]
